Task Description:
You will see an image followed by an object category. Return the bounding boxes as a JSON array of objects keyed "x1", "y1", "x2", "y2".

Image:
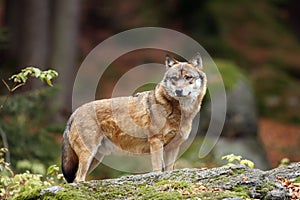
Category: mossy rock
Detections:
[
  {"x1": 214, "y1": 59, "x2": 248, "y2": 90},
  {"x1": 14, "y1": 162, "x2": 300, "y2": 199}
]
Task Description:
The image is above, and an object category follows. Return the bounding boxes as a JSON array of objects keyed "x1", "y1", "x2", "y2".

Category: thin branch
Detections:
[
  {"x1": 0, "y1": 80, "x2": 23, "y2": 112},
  {"x1": 2, "y1": 79, "x2": 11, "y2": 91},
  {"x1": 11, "y1": 83, "x2": 25, "y2": 92}
]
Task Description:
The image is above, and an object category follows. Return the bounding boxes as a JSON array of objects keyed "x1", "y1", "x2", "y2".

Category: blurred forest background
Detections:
[{"x1": 0, "y1": 0, "x2": 299, "y2": 179}]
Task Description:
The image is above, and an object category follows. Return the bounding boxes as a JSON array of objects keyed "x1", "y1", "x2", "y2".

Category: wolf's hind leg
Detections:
[
  {"x1": 74, "y1": 150, "x2": 94, "y2": 182},
  {"x1": 87, "y1": 152, "x2": 104, "y2": 175}
]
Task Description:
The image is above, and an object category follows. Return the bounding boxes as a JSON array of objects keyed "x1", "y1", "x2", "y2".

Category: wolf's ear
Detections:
[
  {"x1": 189, "y1": 53, "x2": 203, "y2": 69},
  {"x1": 165, "y1": 55, "x2": 177, "y2": 68}
]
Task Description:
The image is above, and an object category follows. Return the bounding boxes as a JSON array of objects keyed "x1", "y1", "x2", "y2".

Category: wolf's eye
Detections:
[
  {"x1": 184, "y1": 75, "x2": 193, "y2": 81},
  {"x1": 171, "y1": 76, "x2": 178, "y2": 81}
]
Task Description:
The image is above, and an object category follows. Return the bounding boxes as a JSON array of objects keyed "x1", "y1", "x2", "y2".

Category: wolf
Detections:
[{"x1": 61, "y1": 53, "x2": 207, "y2": 183}]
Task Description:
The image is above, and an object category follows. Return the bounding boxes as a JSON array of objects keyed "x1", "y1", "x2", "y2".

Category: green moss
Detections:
[
  {"x1": 12, "y1": 188, "x2": 44, "y2": 200},
  {"x1": 197, "y1": 190, "x2": 249, "y2": 200},
  {"x1": 135, "y1": 179, "x2": 188, "y2": 199},
  {"x1": 232, "y1": 186, "x2": 250, "y2": 196},
  {"x1": 14, "y1": 170, "x2": 287, "y2": 200},
  {"x1": 90, "y1": 181, "x2": 145, "y2": 199},
  {"x1": 12, "y1": 185, "x2": 90, "y2": 200},
  {"x1": 12, "y1": 179, "x2": 254, "y2": 200},
  {"x1": 255, "y1": 181, "x2": 276, "y2": 197},
  {"x1": 135, "y1": 179, "x2": 250, "y2": 199},
  {"x1": 41, "y1": 190, "x2": 87, "y2": 200},
  {"x1": 231, "y1": 168, "x2": 247, "y2": 175},
  {"x1": 294, "y1": 176, "x2": 300, "y2": 183}
]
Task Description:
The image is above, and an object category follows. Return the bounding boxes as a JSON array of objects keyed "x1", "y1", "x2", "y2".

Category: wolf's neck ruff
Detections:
[
  {"x1": 154, "y1": 83, "x2": 180, "y2": 113},
  {"x1": 178, "y1": 98, "x2": 198, "y2": 112},
  {"x1": 154, "y1": 83, "x2": 200, "y2": 114}
]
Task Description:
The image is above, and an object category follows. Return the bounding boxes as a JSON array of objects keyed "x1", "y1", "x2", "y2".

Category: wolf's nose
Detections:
[{"x1": 175, "y1": 89, "x2": 183, "y2": 96}]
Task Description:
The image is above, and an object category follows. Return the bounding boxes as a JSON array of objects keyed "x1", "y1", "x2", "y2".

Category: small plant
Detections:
[
  {"x1": 0, "y1": 66, "x2": 59, "y2": 166},
  {"x1": 222, "y1": 154, "x2": 255, "y2": 169},
  {"x1": 1, "y1": 66, "x2": 58, "y2": 111},
  {"x1": 278, "y1": 158, "x2": 290, "y2": 167},
  {"x1": 0, "y1": 67, "x2": 60, "y2": 198},
  {"x1": 0, "y1": 148, "x2": 63, "y2": 199},
  {"x1": 0, "y1": 148, "x2": 14, "y2": 177},
  {"x1": 9, "y1": 67, "x2": 58, "y2": 87}
]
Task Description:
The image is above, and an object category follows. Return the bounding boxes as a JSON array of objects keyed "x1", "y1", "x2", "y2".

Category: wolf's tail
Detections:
[{"x1": 61, "y1": 118, "x2": 78, "y2": 183}]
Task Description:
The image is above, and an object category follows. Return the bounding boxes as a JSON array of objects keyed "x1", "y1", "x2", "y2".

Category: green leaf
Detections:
[
  {"x1": 240, "y1": 159, "x2": 255, "y2": 168},
  {"x1": 47, "y1": 165, "x2": 59, "y2": 176},
  {"x1": 22, "y1": 69, "x2": 32, "y2": 77},
  {"x1": 46, "y1": 79, "x2": 52, "y2": 86},
  {"x1": 222, "y1": 154, "x2": 242, "y2": 163},
  {"x1": 32, "y1": 67, "x2": 41, "y2": 77},
  {"x1": 49, "y1": 70, "x2": 58, "y2": 77},
  {"x1": 8, "y1": 67, "x2": 58, "y2": 86},
  {"x1": 0, "y1": 148, "x2": 8, "y2": 153},
  {"x1": 9, "y1": 75, "x2": 18, "y2": 82},
  {"x1": 20, "y1": 75, "x2": 27, "y2": 83}
]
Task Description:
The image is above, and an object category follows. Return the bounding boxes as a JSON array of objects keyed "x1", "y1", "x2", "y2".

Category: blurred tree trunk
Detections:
[
  {"x1": 18, "y1": 0, "x2": 50, "y2": 69},
  {"x1": 6, "y1": 0, "x2": 50, "y2": 89},
  {"x1": 289, "y1": 0, "x2": 300, "y2": 40},
  {"x1": 6, "y1": 0, "x2": 18, "y2": 61},
  {"x1": 6, "y1": 0, "x2": 81, "y2": 116},
  {"x1": 50, "y1": 0, "x2": 80, "y2": 116}
]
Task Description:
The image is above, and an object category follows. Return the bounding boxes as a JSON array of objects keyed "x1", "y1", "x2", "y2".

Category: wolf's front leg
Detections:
[
  {"x1": 164, "y1": 146, "x2": 180, "y2": 171},
  {"x1": 149, "y1": 137, "x2": 165, "y2": 172},
  {"x1": 164, "y1": 134, "x2": 186, "y2": 171}
]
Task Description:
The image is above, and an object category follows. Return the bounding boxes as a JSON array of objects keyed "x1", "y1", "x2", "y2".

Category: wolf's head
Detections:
[{"x1": 162, "y1": 53, "x2": 206, "y2": 100}]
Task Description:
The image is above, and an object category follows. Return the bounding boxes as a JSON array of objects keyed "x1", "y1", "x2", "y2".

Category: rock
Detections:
[
  {"x1": 16, "y1": 162, "x2": 300, "y2": 199},
  {"x1": 199, "y1": 73, "x2": 258, "y2": 138},
  {"x1": 265, "y1": 190, "x2": 288, "y2": 200},
  {"x1": 223, "y1": 78, "x2": 258, "y2": 138},
  {"x1": 40, "y1": 186, "x2": 64, "y2": 195}
]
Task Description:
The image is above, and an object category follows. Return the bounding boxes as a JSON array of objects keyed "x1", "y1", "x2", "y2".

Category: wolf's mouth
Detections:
[{"x1": 175, "y1": 91, "x2": 191, "y2": 97}]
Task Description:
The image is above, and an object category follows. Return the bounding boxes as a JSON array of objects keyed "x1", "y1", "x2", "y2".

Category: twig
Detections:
[
  {"x1": 2, "y1": 79, "x2": 10, "y2": 91},
  {"x1": 0, "y1": 80, "x2": 24, "y2": 112},
  {"x1": 11, "y1": 82, "x2": 25, "y2": 92}
]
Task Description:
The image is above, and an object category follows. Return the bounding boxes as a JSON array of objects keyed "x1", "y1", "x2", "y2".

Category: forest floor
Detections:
[{"x1": 259, "y1": 117, "x2": 300, "y2": 168}]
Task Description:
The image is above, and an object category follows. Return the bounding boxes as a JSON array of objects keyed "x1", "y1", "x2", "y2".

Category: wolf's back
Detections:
[{"x1": 61, "y1": 117, "x2": 78, "y2": 183}]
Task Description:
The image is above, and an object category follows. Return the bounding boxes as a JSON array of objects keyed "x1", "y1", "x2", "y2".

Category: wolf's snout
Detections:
[{"x1": 175, "y1": 89, "x2": 183, "y2": 96}]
